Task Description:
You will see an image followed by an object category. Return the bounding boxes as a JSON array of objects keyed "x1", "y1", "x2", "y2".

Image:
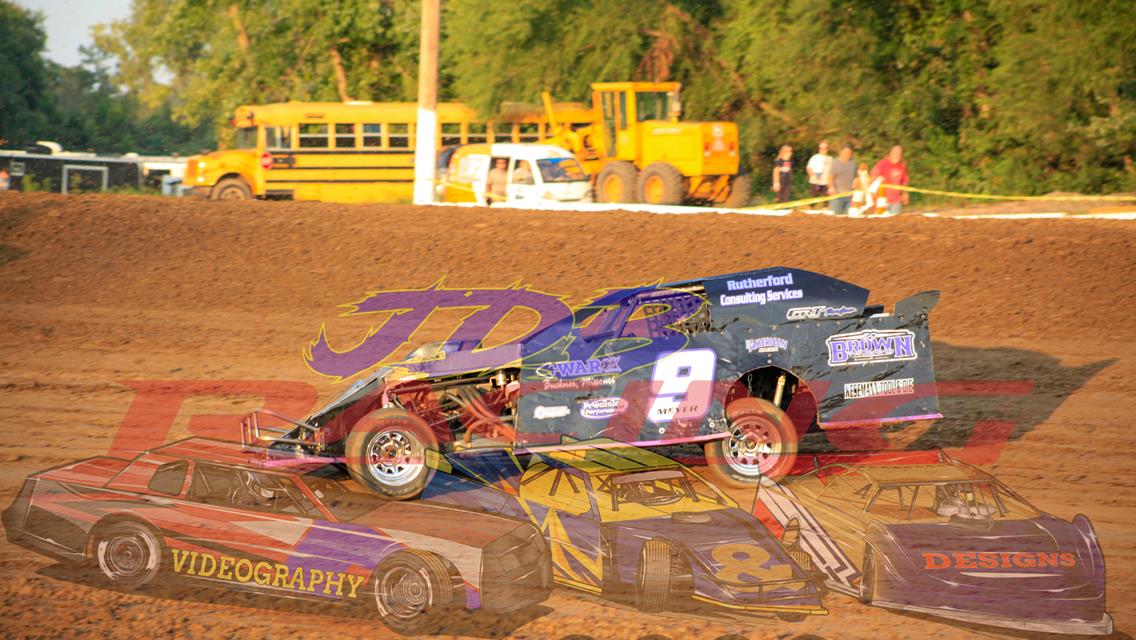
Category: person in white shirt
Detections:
[{"x1": 806, "y1": 140, "x2": 833, "y2": 200}]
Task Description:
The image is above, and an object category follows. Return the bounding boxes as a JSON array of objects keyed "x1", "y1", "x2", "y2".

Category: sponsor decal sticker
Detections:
[
  {"x1": 534, "y1": 405, "x2": 570, "y2": 420},
  {"x1": 719, "y1": 272, "x2": 804, "y2": 308},
  {"x1": 171, "y1": 549, "x2": 367, "y2": 598},
  {"x1": 746, "y1": 337, "x2": 788, "y2": 353},
  {"x1": 826, "y1": 329, "x2": 918, "y2": 366},
  {"x1": 786, "y1": 305, "x2": 859, "y2": 321},
  {"x1": 844, "y1": 378, "x2": 915, "y2": 399},
  {"x1": 538, "y1": 376, "x2": 615, "y2": 392},
  {"x1": 579, "y1": 397, "x2": 629, "y2": 420},
  {"x1": 539, "y1": 356, "x2": 622, "y2": 379},
  {"x1": 921, "y1": 551, "x2": 1076, "y2": 570}
]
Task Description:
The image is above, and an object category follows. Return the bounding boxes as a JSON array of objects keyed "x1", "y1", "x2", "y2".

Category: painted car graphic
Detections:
[
  {"x1": 752, "y1": 452, "x2": 1112, "y2": 635},
  {"x1": 422, "y1": 437, "x2": 827, "y2": 621},
  {"x1": 254, "y1": 266, "x2": 941, "y2": 498},
  {"x1": 2, "y1": 438, "x2": 552, "y2": 634}
]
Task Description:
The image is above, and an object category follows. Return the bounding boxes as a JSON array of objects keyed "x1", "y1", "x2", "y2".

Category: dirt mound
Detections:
[{"x1": 1, "y1": 192, "x2": 1133, "y2": 639}]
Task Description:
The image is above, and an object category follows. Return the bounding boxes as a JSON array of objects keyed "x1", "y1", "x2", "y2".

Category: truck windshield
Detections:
[
  {"x1": 636, "y1": 92, "x2": 672, "y2": 122},
  {"x1": 234, "y1": 126, "x2": 258, "y2": 149},
  {"x1": 537, "y1": 157, "x2": 586, "y2": 183}
]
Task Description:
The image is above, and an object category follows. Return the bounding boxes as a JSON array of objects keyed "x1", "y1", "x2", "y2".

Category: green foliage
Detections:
[
  {"x1": 93, "y1": 0, "x2": 424, "y2": 132},
  {"x1": 4, "y1": 0, "x2": 1133, "y2": 195},
  {"x1": 0, "y1": 0, "x2": 57, "y2": 146},
  {"x1": 0, "y1": 1, "x2": 210, "y2": 155}
]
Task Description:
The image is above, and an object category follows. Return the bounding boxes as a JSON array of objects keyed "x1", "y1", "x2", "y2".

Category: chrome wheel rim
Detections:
[
  {"x1": 377, "y1": 566, "x2": 431, "y2": 620},
  {"x1": 723, "y1": 418, "x2": 780, "y2": 476},
  {"x1": 100, "y1": 531, "x2": 154, "y2": 580},
  {"x1": 366, "y1": 429, "x2": 425, "y2": 487}
]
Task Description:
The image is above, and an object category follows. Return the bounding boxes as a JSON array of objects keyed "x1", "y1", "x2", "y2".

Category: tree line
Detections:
[{"x1": 3, "y1": 0, "x2": 1133, "y2": 196}]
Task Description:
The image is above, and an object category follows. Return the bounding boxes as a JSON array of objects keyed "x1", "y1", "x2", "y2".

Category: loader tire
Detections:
[{"x1": 597, "y1": 162, "x2": 640, "y2": 204}]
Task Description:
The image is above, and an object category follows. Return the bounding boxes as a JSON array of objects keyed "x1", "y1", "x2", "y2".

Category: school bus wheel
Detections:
[
  {"x1": 596, "y1": 162, "x2": 639, "y2": 204},
  {"x1": 211, "y1": 178, "x2": 252, "y2": 200},
  {"x1": 637, "y1": 163, "x2": 684, "y2": 205}
]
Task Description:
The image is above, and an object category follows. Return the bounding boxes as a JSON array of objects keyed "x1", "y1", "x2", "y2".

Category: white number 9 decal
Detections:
[{"x1": 647, "y1": 348, "x2": 716, "y2": 424}]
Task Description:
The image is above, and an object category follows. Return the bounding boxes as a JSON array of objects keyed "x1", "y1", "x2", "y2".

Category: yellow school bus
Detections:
[{"x1": 183, "y1": 100, "x2": 595, "y2": 203}]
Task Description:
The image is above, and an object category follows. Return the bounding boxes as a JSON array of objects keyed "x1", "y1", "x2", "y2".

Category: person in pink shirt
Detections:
[{"x1": 871, "y1": 145, "x2": 909, "y2": 215}]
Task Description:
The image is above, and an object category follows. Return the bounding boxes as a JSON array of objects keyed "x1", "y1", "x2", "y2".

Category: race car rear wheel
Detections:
[
  {"x1": 94, "y1": 521, "x2": 164, "y2": 589},
  {"x1": 704, "y1": 398, "x2": 798, "y2": 487},
  {"x1": 635, "y1": 539, "x2": 676, "y2": 613},
  {"x1": 373, "y1": 549, "x2": 457, "y2": 635},
  {"x1": 345, "y1": 409, "x2": 437, "y2": 500}
]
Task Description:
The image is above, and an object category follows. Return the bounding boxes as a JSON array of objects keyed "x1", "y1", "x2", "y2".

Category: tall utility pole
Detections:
[{"x1": 412, "y1": 0, "x2": 440, "y2": 204}]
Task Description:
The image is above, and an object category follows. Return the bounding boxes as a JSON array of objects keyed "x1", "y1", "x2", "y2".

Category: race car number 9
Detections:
[{"x1": 647, "y1": 349, "x2": 716, "y2": 424}]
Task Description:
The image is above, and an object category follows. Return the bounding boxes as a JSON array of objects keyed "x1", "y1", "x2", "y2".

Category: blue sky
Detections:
[{"x1": 17, "y1": 0, "x2": 134, "y2": 67}]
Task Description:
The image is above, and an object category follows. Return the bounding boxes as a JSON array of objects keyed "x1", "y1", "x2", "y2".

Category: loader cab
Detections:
[{"x1": 591, "y1": 82, "x2": 681, "y2": 161}]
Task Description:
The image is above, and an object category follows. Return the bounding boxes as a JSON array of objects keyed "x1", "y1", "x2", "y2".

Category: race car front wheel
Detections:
[
  {"x1": 635, "y1": 539, "x2": 677, "y2": 613},
  {"x1": 373, "y1": 549, "x2": 457, "y2": 635},
  {"x1": 345, "y1": 409, "x2": 437, "y2": 500},
  {"x1": 704, "y1": 398, "x2": 798, "y2": 487},
  {"x1": 94, "y1": 521, "x2": 163, "y2": 589},
  {"x1": 859, "y1": 548, "x2": 877, "y2": 604}
]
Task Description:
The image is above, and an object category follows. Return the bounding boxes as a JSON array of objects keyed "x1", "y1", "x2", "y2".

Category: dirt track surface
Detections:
[{"x1": 0, "y1": 192, "x2": 1133, "y2": 640}]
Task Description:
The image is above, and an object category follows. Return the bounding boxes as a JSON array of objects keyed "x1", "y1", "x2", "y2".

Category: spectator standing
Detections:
[
  {"x1": 827, "y1": 145, "x2": 856, "y2": 216},
  {"x1": 486, "y1": 158, "x2": 508, "y2": 205},
  {"x1": 871, "y1": 145, "x2": 910, "y2": 215},
  {"x1": 849, "y1": 162, "x2": 873, "y2": 217},
  {"x1": 772, "y1": 145, "x2": 793, "y2": 203},
  {"x1": 0, "y1": 168, "x2": 9, "y2": 191},
  {"x1": 806, "y1": 140, "x2": 832, "y2": 199}
]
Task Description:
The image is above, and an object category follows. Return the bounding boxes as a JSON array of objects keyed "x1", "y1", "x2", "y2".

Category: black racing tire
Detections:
[
  {"x1": 596, "y1": 161, "x2": 640, "y2": 204},
  {"x1": 372, "y1": 549, "x2": 458, "y2": 635},
  {"x1": 859, "y1": 547, "x2": 876, "y2": 604},
  {"x1": 210, "y1": 177, "x2": 252, "y2": 200},
  {"x1": 704, "y1": 397, "x2": 799, "y2": 487},
  {"x1": 724, "y1": 173, "x2": 753, "y2": 208},
  {"x1": 637, "y1": 162, "x2": 685, "y2": 205},
  {"x1": 634, "y1": 539, "x2": 675, "y2": 613},
  {"x1": 345, "y1": 409, "x2": 437, "y2": 500},
  {"x1": 94, "y1": 520, "x2": 164, "y2": 589}
]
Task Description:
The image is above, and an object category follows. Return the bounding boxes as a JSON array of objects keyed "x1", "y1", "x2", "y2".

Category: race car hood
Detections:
[
  {"x1": 352, "y1": 499, "x2": 526, "y2": 550},
  {"x1": 614, "y1": 508, "x2": 814, "y2": 588},
  {"x1": 882, "y1": 515, "x2": 1104, "y2": 592}
]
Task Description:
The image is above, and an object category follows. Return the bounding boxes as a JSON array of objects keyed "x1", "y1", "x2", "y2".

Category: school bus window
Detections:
[
  {"x1": 467, "y1": 122, "x2": 487, "y2": 143},
  {"x1": 493, "y1": 122, "x2": 514, "y2": 143},
  {"x1": 518, "y1": 123, "x2": 539, "y2": 142},
  {"x1": 264, "y1": 126, "x2": 291, "y2": 149},
  {"x1": 234, "y1": 126, "x2": 257, "y2": 149},
  {"x1": 441, "y1": 123, "x2": 461, "y2": 146},
  {"x1": 362, "y1": 123, "x2": 383, "y2": 148},
  {"x1": 334, "y1": 124, "x2": 357, "y2": 149},
  {"x1": 389, "y1": 123, "x2": 410, "y2": 149},
  {"x1": 299, "y1": 123, "x2": 329, "y2": 148}
]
